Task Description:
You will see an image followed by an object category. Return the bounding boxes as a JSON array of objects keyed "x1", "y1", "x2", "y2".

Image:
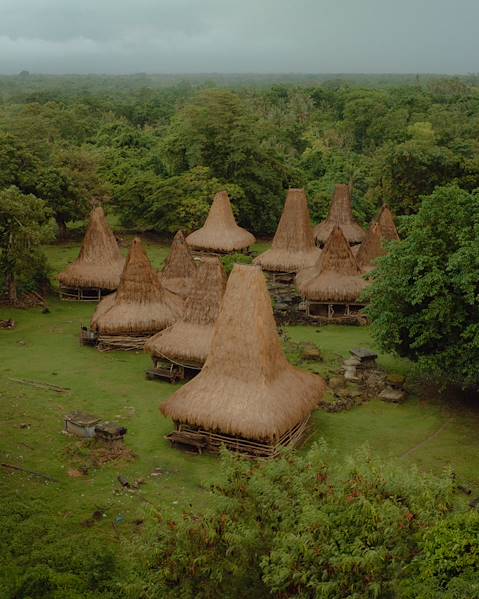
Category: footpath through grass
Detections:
[{"x1": 1, "y1": 239, "x2": 479, "y2": 580}]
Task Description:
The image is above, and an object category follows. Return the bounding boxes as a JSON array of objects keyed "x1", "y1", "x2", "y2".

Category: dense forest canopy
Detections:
[{"x1": 1, "y1": 73, "x2": 479, "y2": 237}]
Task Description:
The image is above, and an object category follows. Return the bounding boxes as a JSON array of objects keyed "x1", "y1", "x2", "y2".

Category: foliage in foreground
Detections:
[
  {"x1": 366, "y1": 184, "x2": 479, "y2": 388},
  {"x1": 133, "y1": 443, "x2": 479, "y2": 598},
  {"x1": 1, "y1": 442, "x2": 479, "y2": 598},
  {"x1": 0, "y1": 501, "x2": 121, "y2": 599}
]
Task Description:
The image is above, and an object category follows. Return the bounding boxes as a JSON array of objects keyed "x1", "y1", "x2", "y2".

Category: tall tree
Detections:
[
  {"x1": 367, "y1": 185, "x2": 479, "y2": 388},
  {"x1": 161, "y1": 89, "x2": 289, "y2": 233},
  {"x1": 0, "y1": 187, "x2": 53, "y2": 302}
]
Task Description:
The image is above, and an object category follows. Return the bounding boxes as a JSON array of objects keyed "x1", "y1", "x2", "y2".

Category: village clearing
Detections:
[{"x1": 1, "y1": 239, "x2": 479, "y2": 559}]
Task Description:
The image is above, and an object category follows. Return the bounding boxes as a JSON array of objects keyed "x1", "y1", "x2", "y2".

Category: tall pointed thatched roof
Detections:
[
  {"x1": 161, "y1": 264, "x2": 324, "y2": 442},
  {"x1": 253, "y1": 188, "x2": 321, "y2": 273},
  {"x1": 296, "y1": 226, "x2": 368, "y2": 303},
  {"x1": 186, "y1": 191, "x2": 256, "y2": 253},
  {"x1": 58, "y1": 206, "x2": 125, "y2": 290},
  {"x1": 356, "y1": 223, "x2": 384, "y2": 273},
  {"x1": 314, "y1": 184, "x2": 366, "y2": 246},
  {"x1": 145, "y1": 256, "x2": 226, "y2": 366},
  {"x1": 91, "y1": 238, "x2": 183, "y2": 335},
  {"x1": 377, "y1": 204, "x2": 400, "y2": 241},
  {"x1": 159, "y1": 230, "x2": 197, "y2": 297}
]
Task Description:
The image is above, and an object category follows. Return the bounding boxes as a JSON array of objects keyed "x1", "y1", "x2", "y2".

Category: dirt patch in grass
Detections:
[{"x1": 65, "y1": 438, "x2": 137, "y2": 472}]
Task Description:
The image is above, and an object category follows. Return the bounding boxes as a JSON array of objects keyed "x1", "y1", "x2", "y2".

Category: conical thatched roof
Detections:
[
  {"x1": 186, "y1": 191, "x2": 256, "y2": 253},
  {"x1": 91, "y1": 238, "x2": 183, "y2": 335},
  {"x1": 296, "y1": 226, "x2": 368, "y2": 303},
  {"x1": 161, "y1": 264, "x2": 324, "y2": 442},
  {"x1": 356, "y1": 223, "x2": 384, "y2": 273},
  {"x1": 377, "y1": 205, "x2": 400, "y2": 241},
  {"x1": 253, "y1": 189, "x2": 321, "y2": 273},
  {"x1": 145, "y1": 256, "x2": 226, "y2": 366},
  {"x1": 314, "y1": 184, "x2": 366, "y2": 246},
  {"x1": 159, "y1": 230, "x2": 197, "y2": 297},
  {"x1": 58, "y1": 206, "x2": 125, "y2": 289}
]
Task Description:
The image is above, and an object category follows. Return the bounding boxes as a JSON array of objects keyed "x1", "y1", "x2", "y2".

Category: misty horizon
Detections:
[{"x1": 1, "y1": 0, "x2": 478, "y2": 75}]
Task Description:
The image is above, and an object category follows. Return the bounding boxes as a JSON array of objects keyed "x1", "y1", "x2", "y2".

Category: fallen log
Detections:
[
  {"x1": 1, "y1": 462, "x2": 60, "y2": 483},
  {"x1": 8, "y1": 377, "x2": 70, "y2": 393}
]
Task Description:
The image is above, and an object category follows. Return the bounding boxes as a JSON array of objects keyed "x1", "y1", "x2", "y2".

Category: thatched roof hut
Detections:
[
  {"x1": 58, "y1": 206, "x2": 125, "y2": 298},
  {"x1": 253, "y1": 189, "x2": 321, "y2": 273},
  {"x1": 186, "y1": 191, "x2": 255, "y2": 253},
  {"x1": 296, "y1": 226, "x2": 368, "y2": 303},
  {"x1": 314, "y1": 184, "x2": 366, "y2": 246},
  {"x1": 145, "y1": 256, "x2": 226, "y2": 368},
  {"x1": 161, "y1": 264, "x2": 324, "y2": 451},
  {"x1": 377, "y1": 204, "x2": 400, "y2": 241},
  {"x1": 353, "y1": 205, "x2": 399, "y2": 271},
  {"x1": 159, "y1": 230, "x2": 197, "y2": 298},
  {"x1": 91, "y1": 238, "x2": 182, "y2": 347},
  {"x1": 355, "y1": 223, "x2": 384, "y2": 273}
]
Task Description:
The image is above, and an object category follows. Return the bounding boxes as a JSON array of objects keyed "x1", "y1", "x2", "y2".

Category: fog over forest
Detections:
[{"x1": 1, "y1": 0, "x2": 478, "y2": 74}]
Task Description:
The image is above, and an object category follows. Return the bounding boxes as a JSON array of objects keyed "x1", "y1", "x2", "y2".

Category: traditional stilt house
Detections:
[
  {"x1": 145, "y1": 257, "x2": 226, "y2": 382},
  {"x1": 159, "y1": 230, "x2": 197, "y2": 299},
  {"x1": 161, "y1": 264, "x2": 325, "y2": 457},
  {"x1": 89, "y1": 238, "x2": 183, "y2": 350},
  {"x1": 296, "y1": 226, "x2": 369, "y2": 323},
  {"x1": 314, "y1": 184, "x2": 366, "y2": 247},
  {"x1": 254, "y1": 188, "x2": 321, "y2": 285},
  {"x1": 186, "y1": 191, "x2": 255, "y2": 255},
  {"x1": 58, "y1": 206, "x2": 125, "y2": 301}
]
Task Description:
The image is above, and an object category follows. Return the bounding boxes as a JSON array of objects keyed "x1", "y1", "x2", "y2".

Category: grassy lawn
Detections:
[{"x1": 1, "y1": 238, "x2": 479, "y2": 574}]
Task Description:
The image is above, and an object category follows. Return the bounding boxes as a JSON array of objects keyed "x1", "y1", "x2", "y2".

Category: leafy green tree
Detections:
[
  {"x1": 142, "y1": 443, "x2": 453, "y2": 598},
  {"x1": 161, "y1": 89, "x2": 289, "y2": 233},
  {"x1": 0, "y1": 186, "x2": 53, "y2": 302},
  {"x1": 371, "y1": 139, "x2": 462, "y2": 213},
  {"x1": 0, "y1": 133, "x2": 93, "y2": 238},
  {"x1": 0, "y1": 133, "x2": 39, "y2": 193},
  {"x1": 116, "y1": 166, "x2": 243, "y2": 233},
  {"x1": 402, "y1": 512, "x2": 479, "y2": 598},
  {"x1": 34, "y1": 166, "x2": 89, "y2": 238},
  {"x1": 366, "y1": 185, "x2": 479, "y2": 388}
]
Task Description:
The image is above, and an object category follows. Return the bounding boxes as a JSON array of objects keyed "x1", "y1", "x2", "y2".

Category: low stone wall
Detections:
[{"x1": 264, "y1": 273, "x2": 310, "y2": 325}]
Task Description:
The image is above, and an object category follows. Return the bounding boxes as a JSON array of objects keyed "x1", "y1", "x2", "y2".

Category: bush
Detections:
[{"x1": 140, "y1": 443, "x2": 455, "y2": 598}]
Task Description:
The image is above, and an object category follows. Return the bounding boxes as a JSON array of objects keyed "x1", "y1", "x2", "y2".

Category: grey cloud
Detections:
[{"x1": 0, "y1": 0, "x2": 477, "y2": 74}]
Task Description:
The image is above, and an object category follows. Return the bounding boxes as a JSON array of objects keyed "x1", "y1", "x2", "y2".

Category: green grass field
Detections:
[{"x1": 1, "y1": 239, "x2": 479, "y2": 580}]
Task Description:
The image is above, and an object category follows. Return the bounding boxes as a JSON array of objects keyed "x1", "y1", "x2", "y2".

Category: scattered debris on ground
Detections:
[
  {"x1": 65, "y1": 438, "x2": 136, "y2": 472},
  {"x1": 82, "y1": 510, "x2": 106, "y2": 528},
  {"x1": 117, "y1": 475, "x2": 145, "y2": 491},
  {"x1": 0, "y1": 319, "x2": 16, "y2": 329}
]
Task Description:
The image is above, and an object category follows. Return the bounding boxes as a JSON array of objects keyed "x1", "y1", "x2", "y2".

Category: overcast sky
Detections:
[{"x1": 0, "y1": 0, "x2": 478, "y2": 74}]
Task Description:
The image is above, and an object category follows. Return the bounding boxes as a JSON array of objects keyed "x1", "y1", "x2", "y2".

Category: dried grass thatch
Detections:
[
  {"x1": 159, "y1": 230, "x2": 197, "y2": 298},
  {"x1": 145, "y1": 256, "x2": 226, "y2": 366},
  {"x1": 58, "y1": 206, "x2": 125, "y2": 290},
  {"x1": 161, "y1": 264, "x2": 325, "y2": 442},
  {"x1": 355, "y1": 205, "x2": 399, "y2": 272},
  {"x1": 314, "y1": 184, "x2": 366, "y2": 246},
  {"x1": 91, "y1": 238, "x2": 182, "y2": 336},
  {"x1": 186, "y1": 191, "x2": 255, "y2": 253},
  {"x1": 377, "y1": 204, "x2": 400, "y2": 241},
  {"x1": 253, "y1": 188, "x2": 321, "y2": 272},
  {"x1": 356, "y1": 223, "x2": 384, "y2": 273},
  {"x1": 296, "y1": 226, "x2": 368, "y2": 303}
]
